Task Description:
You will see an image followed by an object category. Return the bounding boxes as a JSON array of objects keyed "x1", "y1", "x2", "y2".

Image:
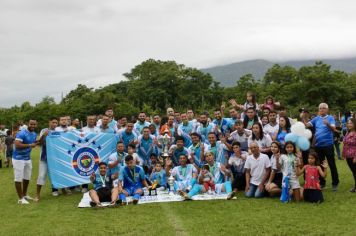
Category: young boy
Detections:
[
  {"x1": 118, "y1": 155, "x2": 150, "y2": 205},
  {"x1": 199, "y1": 164, "x2": 215, "y2": 194},
  {"x1": 150, "y1": 162, "x2": 167, "y2": 191},
  {"x1": 89, "y1": 162, "x2": 119, "y2": 208},
  {"x1": 228, "y1": 142, "x2": 247, "y2": 193}
]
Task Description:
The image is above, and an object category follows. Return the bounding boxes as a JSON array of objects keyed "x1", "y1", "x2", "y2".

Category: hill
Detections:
[{"x1": 201, "y1": 57, "x2": 356, "y2": 87}]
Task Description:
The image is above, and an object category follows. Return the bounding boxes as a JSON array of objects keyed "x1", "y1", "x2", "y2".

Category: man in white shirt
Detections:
[
  {"x1": 82, "y1": 115, "x2": 100, "y2": 134},
  {"x1": 245, "y1": 142, "x2": 271, "y2": 198},
  {"x1": 263, "y1": 110, "x2": 279, "y2": 140}
]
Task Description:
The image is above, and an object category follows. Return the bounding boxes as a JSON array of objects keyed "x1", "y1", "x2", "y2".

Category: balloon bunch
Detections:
[{"x1": 284, "y1": 122, "x2": 312, "y2": 151}]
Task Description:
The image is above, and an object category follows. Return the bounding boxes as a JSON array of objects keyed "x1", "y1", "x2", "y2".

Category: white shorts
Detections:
[
  {"x1": 37, "y1": 160, "x2": 48, "y2": 186},
  {"x1": 289, "y1": 177, "x2": 300, "y2": 190},
  {"x1": 214, "y1": 183, "x2": 223, "y2": 194},
  {"x1": 13, "y1": 159, "x2": 32, "y2": 182}
]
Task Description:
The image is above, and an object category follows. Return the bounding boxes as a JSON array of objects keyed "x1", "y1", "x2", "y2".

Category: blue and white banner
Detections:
[{"x1": 46, "y1": 131, "x2": 117, "y2": 188}]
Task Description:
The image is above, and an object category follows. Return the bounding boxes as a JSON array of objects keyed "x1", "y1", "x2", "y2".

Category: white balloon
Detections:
[
  {"x1": 291, "y1": 122, "x2": 306, "y2": 136},
  {"x1": 303, "y1": 129, "x2": 312, "y2": 139}
]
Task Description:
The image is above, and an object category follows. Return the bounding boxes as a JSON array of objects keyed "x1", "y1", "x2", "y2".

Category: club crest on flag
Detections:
[{"x1": 72, "y1": 147, "x2": 100, "y2": 176}]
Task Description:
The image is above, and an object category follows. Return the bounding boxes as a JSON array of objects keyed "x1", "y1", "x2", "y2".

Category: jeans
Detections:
[
  {"x1": 334, "y1": 142, "x2": 341, "y2": 159},
  {"x1": 315, "y1": 145, "x2": 339, "y2": 186},
  {"x1": 245, "y1": 184, "x2": 264, "y2": 198}
]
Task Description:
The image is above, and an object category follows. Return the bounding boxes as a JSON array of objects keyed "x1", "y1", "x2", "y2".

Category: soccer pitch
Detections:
[{"x1": 0, "y1": 148, "x2": 355, "y2": 236}]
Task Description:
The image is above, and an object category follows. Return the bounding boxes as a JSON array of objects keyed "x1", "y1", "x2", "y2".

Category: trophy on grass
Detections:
[{"x1": 168, "y1": 173, "x2": 175, "y2": 196}]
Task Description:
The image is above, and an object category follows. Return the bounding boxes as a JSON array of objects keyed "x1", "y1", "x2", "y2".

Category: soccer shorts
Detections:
[{"x1": 13, "y1": 159, "x2": 32, "y2": 182}]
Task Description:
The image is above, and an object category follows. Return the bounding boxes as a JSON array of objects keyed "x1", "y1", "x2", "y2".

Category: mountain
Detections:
[{"x1": 201, "y1": 57, "x2": 356, "y2": 87}]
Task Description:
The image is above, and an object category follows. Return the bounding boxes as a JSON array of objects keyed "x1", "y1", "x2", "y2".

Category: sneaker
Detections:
[
  {"x1": 18, "y1": 198, "x2": 30, "y2": 204},
  {"x1": 227, "y1": 191, "x2": 236, "y2": 200},
  {"x1": 64, "y1": 188, "x2": 72, "y2": 195},
  {"x1": 332, "y1": 185, "x2": 338, "y2": 191},
  {"x1": 90, "y1": 201, "x2": 97, "y2": 207},
  {"x1": 132, "y1": 199, "x2": 139, "y2": 205},
  {"x1": 52, "y1": 191, "x2": 59, "y2": 197},
  {"x1": 24, "y1": 195, "x2": 34, "y2": 201},
  {"x1": 349, "y1": 188, "x2": 356, "y2": 193},
  {"x1": 81, "y1": 188, "x2": 88, "y2": 193},
  {"x1": 177, "y1": 190, "x2": 190, "y2": 200}
]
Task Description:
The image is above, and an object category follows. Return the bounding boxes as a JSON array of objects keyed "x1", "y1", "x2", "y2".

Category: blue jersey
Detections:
[
  {"x1": 13, "y1": 129, "x2": 37, "y2": 161},
  {"x1": 171, "y1": 164, "x2": 197, "y2": 182},
  {"x1": 188, "y1": 142, "x2": 208, "y2": 168},
  {"x1": 150, "y1": 170, "x2": 167, "y2": 186},
  {"x1": 207, "y1": 141, "x2": 228, "y2": 165},
  {"x1": 208, "y1": 162, "x2": 225, "y2": 184},
  {"x1": 197, "y1": 123, "x2": 215, "y2": 144},
  {"x1": 169, "y1": 145, "x2": 190, "y2": 166},
  {"x1": 134, "y1": 121, "x2": 151, "y2": 136},
  {"x1": 119, "y1": 166, "x2": 145, "y2": 188},
  {"x1": 107, "y1": 151, "x2": 127, "y2": 176},
  {"x1": 99, "y1": 126, "x2": 116, "y2": 134},
  {"x1": 178, "y1": 122, "x2": 193, "y2": 147},
  {"x1": 93, "y1": 172, "x2": 113, "y2": 190},
  {"x1": 309, "y1": 115, "x2": 335, "y2": 147},
  {"x1": 137, "y1": 135, "x2": 158, "y2": 165},
  {"x1": 213, "y1": 118, "x2": 232, "y2": 135},
  {"x1": 119, "y1": 130, "x2": 137, "y2": 151}
]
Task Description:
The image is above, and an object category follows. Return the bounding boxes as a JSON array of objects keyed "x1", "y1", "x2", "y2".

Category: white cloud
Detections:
[{"x1": 1, "y1": 0, "x2": 356, "y2": 107}]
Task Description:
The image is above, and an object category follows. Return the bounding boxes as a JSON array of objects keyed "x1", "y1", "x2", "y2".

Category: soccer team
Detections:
[{"x1": 4, "y1": 92, "x2": 356, "y2": 206}]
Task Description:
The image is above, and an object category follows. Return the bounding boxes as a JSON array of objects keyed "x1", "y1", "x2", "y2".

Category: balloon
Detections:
[
  {"x1": 303, "y1": 129, "x2": 312, "y2": 139},
  {"x1": 284, "y1": 133, "x2": 298, "y2": 143},
  {"x1": 296, "y1": 136, "x2": 310, "y2": 151},
  {"x1": 291, "y1": 122, "x2": 306, "y2": 136}
]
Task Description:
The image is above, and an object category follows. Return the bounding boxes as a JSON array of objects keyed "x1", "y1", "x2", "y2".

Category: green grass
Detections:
[{"x1": 0, "y1": 148, "x2": 356, "y2": 236}]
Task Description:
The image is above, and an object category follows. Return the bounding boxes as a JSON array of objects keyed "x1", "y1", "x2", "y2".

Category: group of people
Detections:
[{"x1": 2, "y1": 92, "x2": 356, "y2": 207}]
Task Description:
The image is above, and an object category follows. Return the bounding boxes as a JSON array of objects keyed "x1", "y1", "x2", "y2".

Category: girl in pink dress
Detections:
[{"x1": 296, "y1": 152, "x2": 328, "y2": 203}]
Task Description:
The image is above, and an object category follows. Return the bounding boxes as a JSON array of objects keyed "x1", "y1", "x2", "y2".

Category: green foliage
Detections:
[{"x1": 0, "y1": 60, "x2": 355, "y2": 130}]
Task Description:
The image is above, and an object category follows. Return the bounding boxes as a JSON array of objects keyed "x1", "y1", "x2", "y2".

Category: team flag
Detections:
[{"x1": 46, "y1": 131, "x2": 117, "y2": 188}]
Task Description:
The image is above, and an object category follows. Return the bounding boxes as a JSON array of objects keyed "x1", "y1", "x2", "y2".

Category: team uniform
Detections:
[
  {"x1": 168, "y1": 145, "x2": 191, "y2": 166},
  {"x1": 133, "y1": 121, "x2": 151, "y2": 136},
  {"x1": 207, "y1": 141, "x2": 229, "y2": 165},
  {"x1": 188, "y1": 142, "x2": 209, "y2": 168},
  {"x1": 12, "y1": 129, "x2": 37, "y2": 182},
  {"x1": 37, "y1": 128, "x2": 55, "y2": 186},
  {"x1": 171, "y1": 164, "x2": 197, "y2": 192},
  {"x1": 119, "y1": 165, "x2": 146, "y2": 200},
  {"x1": 263, "y1": 123, "x2": 279, "y2": 141},
  {"x1": 196, "y1": 122, "x2": 216, "y2": 144},
  {"x1": 119, "y1": 130, "x2": 138, "y2": 152},
  {"x1": 212, "y1": 118, "x2": 232, "y2": 136},
  {"x1": 96, "y1": 119, "x2": 119, "y2": 133},
  {"x1": 137, "y1": 135, "x2": 158, "y2": 167},
  {"x1": 177, "y1": 122, "x2": 194, "y2": 147},
  {"x1": 107, "y1": 151, "x2": 128, "y2": 176},
  {"x1": 150, "y1": 169, "x2": 167, "y2": 188}
]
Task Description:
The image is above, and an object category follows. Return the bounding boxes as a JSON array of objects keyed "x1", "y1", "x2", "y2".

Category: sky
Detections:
[{"x1": 1, "y1": 0, "x2": 356, "y2": 107}]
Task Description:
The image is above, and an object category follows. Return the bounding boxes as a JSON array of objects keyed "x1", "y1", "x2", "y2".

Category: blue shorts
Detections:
[{"x1": 124, "y1": 186, "x2": 142, "y2": 196}]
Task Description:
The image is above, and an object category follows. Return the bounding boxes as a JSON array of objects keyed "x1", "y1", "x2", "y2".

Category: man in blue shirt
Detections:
[
  {"x1": 119, "y1": 121, "x2": 138, "y2": 152},
  {"x1": 169, "y1": 136, "x2": 190, "y2": 166},
  {"x1": 13, "y1": 119, "x2": 38, "y2": 204},
  {"x1": 118, "y1": 155, "x2": 150, "y2": 205},
  {"x1": 212, "y1": 108, "x2": 233, "y2": 136},
  {"x1": 137, "y1": 127, "x2": 159, "y2": 167},
  {"x1": 134, "y1": 112, "x2": 151, "y2": 136},
  {"x1": 307, "y1": 103, "x2": 339, "y2": 190},
  {"x1": 177, "y1": 113, "x2": 193, "y2": 148}
]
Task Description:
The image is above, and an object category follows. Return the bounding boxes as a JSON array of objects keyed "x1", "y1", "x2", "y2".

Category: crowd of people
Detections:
[{"x1": 1, "y1": 92, "x2": 355, "y2": 207}]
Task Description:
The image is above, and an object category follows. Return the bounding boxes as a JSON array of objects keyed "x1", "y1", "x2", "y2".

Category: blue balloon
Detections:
[
  {"x1": 296, "y1": 136, "x2": 310, "y2": 151},
  {"x1": 284, "y1": 133, "x2": 298, "y2": 143}
]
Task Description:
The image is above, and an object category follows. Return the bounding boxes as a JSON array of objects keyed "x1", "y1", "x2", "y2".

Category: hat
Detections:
[{"x1": 299, "y1": 108, "x2": 309, "y2": 113}]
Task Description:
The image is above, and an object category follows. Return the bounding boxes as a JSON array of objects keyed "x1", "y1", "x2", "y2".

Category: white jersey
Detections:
[{"x1": 82, "y1": 126, "x2": 100, "y2": 134}]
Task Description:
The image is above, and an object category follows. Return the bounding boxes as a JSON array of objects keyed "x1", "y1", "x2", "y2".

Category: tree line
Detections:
[{"x1": 1, "y1": 59, "x2": 355, "y2": 129}]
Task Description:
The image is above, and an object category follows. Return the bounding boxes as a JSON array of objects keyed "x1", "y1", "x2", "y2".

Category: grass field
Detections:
[{"x1": 0, "y1": 148, "x2": 356, "y2": 236}]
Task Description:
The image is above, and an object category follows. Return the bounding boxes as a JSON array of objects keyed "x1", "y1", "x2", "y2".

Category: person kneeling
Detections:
[
  {"x1": 89, "y1": 162, "x2": 119, "y2": 208},
  {"x1": 118, "y1": 155, "x2": 150, "y2": 205}
]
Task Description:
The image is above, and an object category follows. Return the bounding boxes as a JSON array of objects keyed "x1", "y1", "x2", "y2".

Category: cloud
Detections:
[{"x1": 1, "y1": 0, "x2": 356, "y2": 107}]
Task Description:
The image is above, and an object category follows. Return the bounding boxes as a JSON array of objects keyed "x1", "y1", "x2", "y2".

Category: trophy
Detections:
[
  {"x1": 158, "y1": 128, "x2": 173, "y2": 160},
  {"x1": 168, "y1": 175, "x2": 175, "y2": 195}
]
